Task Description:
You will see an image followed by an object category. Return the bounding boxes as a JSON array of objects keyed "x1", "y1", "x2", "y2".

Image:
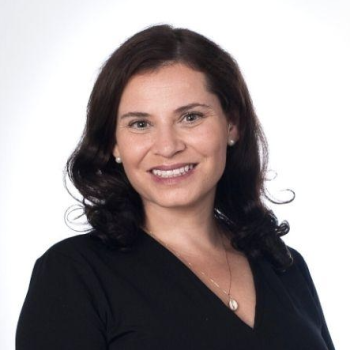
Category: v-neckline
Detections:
[{"x1": 140, "y1": 229, "x2": 264, "y2": 332}]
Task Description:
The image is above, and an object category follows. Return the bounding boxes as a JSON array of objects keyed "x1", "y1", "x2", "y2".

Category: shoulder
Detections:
[
  {"x1": 19, "y1": 234, "x2": 114, "y2": 343},
  {"x1": 287, "y1": 246, "x2": 307, "y2": 265},
  {"x1": 35, "y1": 231, "x2": 144, "y2": 273},
  {"x1": 44, "y1": 232, "x2": 99, "y2": 254},
  {"x1": 258, "y1": 245, "x2": 311, "y2": 279},
  {"x1": 29, "y1": 234, "x2": 115, "y2": 300},
  {"x1": 284, "y1": 245, "x2": 317, "y2": 291},
  {"x1": 31, "y1": 233, "x2": 114, "y2": 278},
  {"x1": 38, "y1": 233, "x2": 107, "y2": 262},
  {"x1": 287, "y1": 245, "x2": 310, "y2": 272}
]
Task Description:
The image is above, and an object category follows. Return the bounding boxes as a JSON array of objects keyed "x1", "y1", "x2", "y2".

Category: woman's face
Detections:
[{"x1": 114, "y1": 63, "x2": 238, "y2": 212}]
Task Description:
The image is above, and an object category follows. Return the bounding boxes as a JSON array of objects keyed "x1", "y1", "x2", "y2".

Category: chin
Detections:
[{"x1": 146, "y1": 191, "x2": 213, "y2": 210}]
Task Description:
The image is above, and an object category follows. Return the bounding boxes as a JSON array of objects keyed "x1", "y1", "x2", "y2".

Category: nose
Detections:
[{"x1": 152, "y1": 125, "x2": 185, "y2": 158}]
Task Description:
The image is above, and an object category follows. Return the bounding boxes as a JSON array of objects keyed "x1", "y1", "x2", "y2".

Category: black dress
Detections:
[{"x1": 16, "y1": 229, "x2": 335, "y2": 349}]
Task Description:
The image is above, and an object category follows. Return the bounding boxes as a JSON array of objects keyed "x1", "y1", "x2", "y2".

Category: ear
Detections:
[
  {"x1": 112, "y1": 143, "x2": 120, "y2": 158},
  {"x1": 228, "y1": 122, "x2": 240, "y2": 142}
]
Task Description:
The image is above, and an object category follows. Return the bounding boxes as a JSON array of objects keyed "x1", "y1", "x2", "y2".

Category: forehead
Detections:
[{"x1": 117, "y1": 64, "x2": 219, "y2": 115}]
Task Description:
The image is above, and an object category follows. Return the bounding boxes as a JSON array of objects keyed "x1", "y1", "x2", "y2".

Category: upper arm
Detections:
[
  {"x1": 16, "y1": 249, "x2": 108, "y2": 350},
  {"x1": 288, "y1": 247, "x2": 336, "y2": 350}
]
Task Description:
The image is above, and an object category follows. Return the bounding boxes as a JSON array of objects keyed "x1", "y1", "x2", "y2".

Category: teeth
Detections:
[{"x1": 152, "y1": 164, "x2": 195, "y2": 178}]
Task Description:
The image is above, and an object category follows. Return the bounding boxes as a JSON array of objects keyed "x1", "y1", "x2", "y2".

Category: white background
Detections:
[{"x1": 1, "y1": 0, "x2": 349, "y2": 349}]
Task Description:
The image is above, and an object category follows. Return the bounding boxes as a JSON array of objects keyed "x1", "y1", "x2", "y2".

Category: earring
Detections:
[
  {"x1": 228, "y1": 139, "x2": 235, "y2": 146},
  {"x1": 115, "y1": 156, "x2": 122, "y2": 164}
]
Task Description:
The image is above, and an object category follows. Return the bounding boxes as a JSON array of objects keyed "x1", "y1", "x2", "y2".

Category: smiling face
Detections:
[{"x1": 113, "y1": 63, "x2": 238, "y2": 213}]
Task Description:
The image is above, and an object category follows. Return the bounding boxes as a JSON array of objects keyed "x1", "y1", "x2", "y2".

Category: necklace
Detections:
[{"x1": 143, "y1": 228, "x2": 239, "y2": 312}]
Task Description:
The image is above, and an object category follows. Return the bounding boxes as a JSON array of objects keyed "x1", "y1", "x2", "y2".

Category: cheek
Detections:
[
  {"x1": 193, "y1": 126, "x2": 227, "y2": 158},
  {"x1": 117, "y1": 138, "x2": 150, "y2": 183},
  {"x1": 121, "y1": 148, "x2": 144, "y2": 170},
  {"x1": 201, "y1": 131, "x2": 228, "y2": 179},
  {"x1": 117, "y1": 133, "x2": 147, "y2": 159}
]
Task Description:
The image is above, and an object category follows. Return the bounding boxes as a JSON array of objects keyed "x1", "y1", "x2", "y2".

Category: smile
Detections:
[{"x1": 151, "y1": 164, "x2": 196, "y2": 178}]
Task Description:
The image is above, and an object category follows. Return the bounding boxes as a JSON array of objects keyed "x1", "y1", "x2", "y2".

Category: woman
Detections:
[{"x1": 16, "y1": 24, "x2": 335, "y2": 349}]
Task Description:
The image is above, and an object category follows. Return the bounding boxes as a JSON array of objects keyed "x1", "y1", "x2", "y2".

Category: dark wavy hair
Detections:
[{"x1": 65, "y1": 24, "x2": 294, "y2": 271}]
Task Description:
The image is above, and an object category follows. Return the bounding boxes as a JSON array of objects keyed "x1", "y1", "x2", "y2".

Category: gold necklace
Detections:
[{"x1": 144, "y1": 228, "x2": 239, "y2": 312}]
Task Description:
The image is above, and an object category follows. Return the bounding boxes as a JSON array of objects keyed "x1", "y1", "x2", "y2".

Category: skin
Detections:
[
  {"x1": 113, "y1": 63, "x2": 239, "y2": 253},
  {"x1": 113, "y1": 63, "x2": 256, "y2": 328}
]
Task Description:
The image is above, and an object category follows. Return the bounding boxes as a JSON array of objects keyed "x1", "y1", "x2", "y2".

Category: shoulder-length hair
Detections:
[{"x1": 65, "y1": 24, "x2": 294, "y2": 271}]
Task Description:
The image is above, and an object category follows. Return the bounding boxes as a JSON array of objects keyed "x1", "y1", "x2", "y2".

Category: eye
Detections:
[
  {"x1": 128, "y1": 120, "x2": 150, "y2": 130},
  {"x1": 182, "y1": 112, "x2": 204, "y2": 123}
]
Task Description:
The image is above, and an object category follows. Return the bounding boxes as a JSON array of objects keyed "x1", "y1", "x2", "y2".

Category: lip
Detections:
[
  {"x1": 149, "y1": 163, "x2": 197, "y2": 184},
  {"x1": 149, "y1": 163, "x2": 197, "y2": 171}
]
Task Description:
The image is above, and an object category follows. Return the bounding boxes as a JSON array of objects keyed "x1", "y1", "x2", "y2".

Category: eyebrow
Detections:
[{"x1": 119, "y1": 103, "x2": 212, "y2": 120}]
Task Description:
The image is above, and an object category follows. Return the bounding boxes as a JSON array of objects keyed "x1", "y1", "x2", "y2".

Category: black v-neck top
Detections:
[{"x1": 16, "y1": 230, "x2": 335, "y2": 349}]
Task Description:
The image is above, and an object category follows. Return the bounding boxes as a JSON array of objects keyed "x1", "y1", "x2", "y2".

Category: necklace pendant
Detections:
[{"x1": 229, "y1": 298, "x2": 238, "y2": 311}]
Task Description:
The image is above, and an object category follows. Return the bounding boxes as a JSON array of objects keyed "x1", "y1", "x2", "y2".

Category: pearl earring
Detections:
[
  {"x1": 228, "y1": 139, "x2": 235, "y2": 146},
  {"x1": 115, "y1": 156, "x2": 122, "y2": 164}
]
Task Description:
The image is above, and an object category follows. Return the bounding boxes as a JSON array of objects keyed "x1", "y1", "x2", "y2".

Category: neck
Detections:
[{"x1": 142, "y1": 200, "x2": 226, "y2": 255}]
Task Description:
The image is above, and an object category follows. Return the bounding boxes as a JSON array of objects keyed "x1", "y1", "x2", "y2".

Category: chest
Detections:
[
  {"x1": 178, "y1": 252, "x2": 257, "y2": 329},
  {"x1": 100, "y1": 244, "x2": 329, "y2": 350}
]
